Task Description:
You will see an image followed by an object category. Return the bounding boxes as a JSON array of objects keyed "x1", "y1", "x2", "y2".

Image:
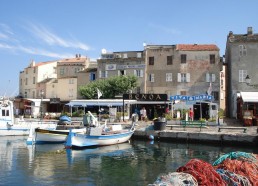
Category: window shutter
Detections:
[
  {"x1": 105, "y1": 71, "x2": 108, "y2": 78},
  {"x1": 99, "y1": 70, "x2": 102, "y2": 78},
  {"x1": 140, "y1": 70, "x2": 143, "y2": 77},
  {"x1": 186, "y1": 73, "x2": 190, "y2": 82},
  {"x1": 134, "y1": 70, "x2": 136, "y2": 76},
  {"x1": 206, "y1": 73, "x2": 210, "y2": 82},
  {"x1": 124, "y1": 70, "x2": 126, "y2": 75},
  {"x1": 177, "y1": 73, "x2": 181, "y2": 82},
  {"x1": 212, "y1": 74, "x2": 216, "y2": 82}
]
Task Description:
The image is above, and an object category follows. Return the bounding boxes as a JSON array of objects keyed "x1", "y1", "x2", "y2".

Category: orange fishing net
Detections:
[
  {"x1": 214, "y1": 158, "x2": 258, "y2": 186},
  {"x1": 176, "y1": 159, "x2": 227, "y2": 186}
]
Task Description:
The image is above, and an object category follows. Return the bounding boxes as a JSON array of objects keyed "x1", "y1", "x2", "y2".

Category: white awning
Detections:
[
  {"x1": 65, "y1": 99, "x2": 137, "y2": 107},
  {"x1": 240, "y1": 92, "x2": 258, "y2": 103}
]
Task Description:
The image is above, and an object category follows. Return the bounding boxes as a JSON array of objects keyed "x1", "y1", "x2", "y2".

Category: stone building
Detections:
[
  {"x1": 225, "y1": 27, "x2": 258, "y2": 118},
  {"x1": 144, "y1": 44, "x2": 221, "y2": 105}
]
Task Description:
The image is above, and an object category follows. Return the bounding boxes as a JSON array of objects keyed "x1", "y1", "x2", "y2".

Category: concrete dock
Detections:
[{"x1": 133, "y1": 118, "x2": 258, "y2": 146}]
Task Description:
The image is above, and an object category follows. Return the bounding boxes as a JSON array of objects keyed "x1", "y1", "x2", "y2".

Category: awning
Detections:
[
  {"x1": 65, "y1": 100, "x2": 126, "y2": 107},
  {"x1": 240, "y1": 92, "x2": 258, "y2": 103}
]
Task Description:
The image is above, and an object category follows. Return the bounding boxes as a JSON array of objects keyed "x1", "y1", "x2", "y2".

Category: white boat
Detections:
[
  {"x1": 26, "y1": 126, "x2": 86, "y2": 145},
  {"x1": 0, "y1": 97, "x2": 57, "y2": 136},
  {"x1": 64, "y1": 112, "x2": 137, "y2": 149}
]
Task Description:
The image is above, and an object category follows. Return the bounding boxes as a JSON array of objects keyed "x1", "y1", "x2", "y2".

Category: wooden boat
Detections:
[
  {"x1": 26, "y1": 121, "x2": 86, "y2": 145},
  {"x1": 0, "y1": 97, "x2": 57, "y2": 136},
  {"x1": 64, "y1": 112, "x2": 137, "y2": 149}
]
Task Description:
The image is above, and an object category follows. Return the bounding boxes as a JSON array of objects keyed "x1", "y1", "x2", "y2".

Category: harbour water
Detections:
[{"x1": 0, "y1": 136, "x2": 257, "y2": 186}]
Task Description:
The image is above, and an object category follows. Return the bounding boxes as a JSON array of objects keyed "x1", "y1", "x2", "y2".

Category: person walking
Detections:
[{"x1": 140, "y1": 107, "x2": 147, "y2": 121}]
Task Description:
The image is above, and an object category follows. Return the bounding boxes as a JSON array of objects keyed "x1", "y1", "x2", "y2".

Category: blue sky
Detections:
[{"x1": 1, "y1": 0, "x2": 258, "y2": 97}]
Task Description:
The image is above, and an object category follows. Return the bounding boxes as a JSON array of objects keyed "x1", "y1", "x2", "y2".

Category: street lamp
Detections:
[{"x1": 245, "y1": 75, "x2": 258, "y2": 88}]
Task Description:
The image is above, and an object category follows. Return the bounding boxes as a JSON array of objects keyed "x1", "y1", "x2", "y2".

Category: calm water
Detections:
[{"x1": 0, "y1": 136, "x2": 257, "y2": 186}]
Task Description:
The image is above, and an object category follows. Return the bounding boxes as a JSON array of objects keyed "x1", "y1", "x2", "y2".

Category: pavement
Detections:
[{"x1": 134, "y1": 118, "x2": 258, "y2": 135}]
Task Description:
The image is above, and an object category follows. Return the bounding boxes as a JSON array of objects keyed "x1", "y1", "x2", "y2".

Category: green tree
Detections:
[{"x1": 78, "y1": 75, "x2": 138, "y2": 99}]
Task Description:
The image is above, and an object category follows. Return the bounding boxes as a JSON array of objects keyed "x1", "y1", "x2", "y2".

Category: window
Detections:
[
  {"x1": 60, "y1": 68, "x2": 65, "y2": 75},
  {"x1": 181, "y1": 54, "x2": 186, "y2": 64},
  {"x1": 212, "y1": 91, "x2": 219, "y2": 101},
  {"x1": 178, "y1": 73, "x2": 190, "y2": 82},
  {"x1": 123, "y1": 53, "x2": 128, "y2": 58},
  {"x1": 25, "y1": 78, "x2": 28, "y2": 85},
  {"x1": 134, "y1": 70, "x2": 143, "y2": 77},
  {"x1": 149, "y1": 57, "x2": 154, "y2": 65},
  {"x1": 68, "y1": 89, "x2": 74, "y2": 98},
  {"x1": 167, "y1": 55, "x2": 173, "y2": 65},
  {"x1": 149, "y1": 74, "x2": 155, "y2": 82},
  {"x1": 210, "y1": 54, "x2": 215, "y2": 64},
  {"x1": 33, "y1": 77, "x2": 35, "y2": 84},
  {"x1": 33, "y1": 67, "x2": 36, "y2": 73},
  {"x1": 137, "y1": 53, "x2": 142, "y2": 58},
  {"x1": 166, "y1": 73, "x2": 172, "y2": 82},
  {"x1": 206, "y1": 73, "x2": 216, "y2": 82},
  {"x1": 118, "y1": 70, "x2": 126, "y2": 76},
  {"x1": 180, "y1": 91, "x2": 187, "y2": 95},
  {"x1": 69, "y1": 79, "x2": 74, "y2": 84},
  {"x1": 89, "y1": 73, "x2": 96, "y2": 81},
  {"x1": 239, "y1": 45, "x2": 247, "y2": 56},
  {"x1": 239, "y1": 70, "x2": 247, "y2": 82},
  {"x1": 99, "y1": 70, "x2": 108, "y2": 78}
]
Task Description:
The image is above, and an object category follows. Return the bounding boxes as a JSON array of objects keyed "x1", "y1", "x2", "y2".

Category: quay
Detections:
[{"x1": 132, "y1": 118, "x2": 258, "y2": 146}]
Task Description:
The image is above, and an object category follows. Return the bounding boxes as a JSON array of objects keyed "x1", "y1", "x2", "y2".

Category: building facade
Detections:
[
  {"x1": 225, "y1": 27, "x2": 258, "y2": 118},
  {"x1": 144, "y1": 44, "x2": 221, "y2": 105},
  {"x1": 97, "y1": 50, "x2": 145, "y2": 93}
]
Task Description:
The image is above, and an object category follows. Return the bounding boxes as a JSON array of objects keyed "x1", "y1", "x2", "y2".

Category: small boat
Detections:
[
  {"x1": 26, "y1": 119, "x2": 86, "y2": 145},
  {"x1": 64, "y1": 112, "x2": 137, "y2": 149},
  {"x1": 0, "y1": 97, "x2": 57, "y2": 136}
]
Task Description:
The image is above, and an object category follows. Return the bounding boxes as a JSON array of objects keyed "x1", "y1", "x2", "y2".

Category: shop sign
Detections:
[
  {"x1": 170, "y1": 94, "x2": 213, "y2": 101},
  {"x1": 123, "y1": 94, "x2": 167, "y2": 101}
]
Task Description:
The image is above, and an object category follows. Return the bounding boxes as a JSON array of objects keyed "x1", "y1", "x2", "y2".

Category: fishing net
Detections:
[
  {"x1": 176, "y1": 159, "x2": 227, "y2": 186},
  {"x1": 214, "y1": 158, "x2": 258, "y2": 185},
  {"x1": 216, "y1": 168, "x2": 252, "y2": 186},
  {"x1": 149, "y1": 172, "x2": 198, "y2": 186},
  {"x1": 213, "y1": 151, "x2": 257, "y2": 166}
]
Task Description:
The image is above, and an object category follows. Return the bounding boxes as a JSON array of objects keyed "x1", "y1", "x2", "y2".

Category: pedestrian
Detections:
[
  {"x1": 140, "y1": 107, "x2": 147, "y2": 121},
  {"x1": 189, "y1": 108, "x2": 194, "y2": 121}
]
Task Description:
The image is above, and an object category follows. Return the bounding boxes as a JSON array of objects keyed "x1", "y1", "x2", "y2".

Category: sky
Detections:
[{"x1": 1, "y1": 0, "x2": 258, "y2": 97}]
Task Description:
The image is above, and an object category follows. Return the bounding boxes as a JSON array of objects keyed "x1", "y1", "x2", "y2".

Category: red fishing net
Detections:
[{"x1": 176, "y1": 158, "x2": 227, "y2": 186}]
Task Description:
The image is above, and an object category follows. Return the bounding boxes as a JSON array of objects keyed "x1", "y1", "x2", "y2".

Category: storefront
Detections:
[{"x1": 237, "y1": 92, "x2": 258, "y2": 126}]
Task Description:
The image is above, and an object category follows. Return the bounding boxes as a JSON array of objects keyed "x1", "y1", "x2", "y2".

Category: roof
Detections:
[
  {"x1": 176, "y1": 44, "x2": 219, "y2": 51},
  {"x1": 58, "y1": 57, "x2": 87, "y2": 63},
  {"x1": 240, "y1": 92, "x2": 258, "y2": 102}
]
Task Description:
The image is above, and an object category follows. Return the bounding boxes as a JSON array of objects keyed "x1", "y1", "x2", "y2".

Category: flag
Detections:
[
  {"x1": 207, "y1": 82, "x2": 212, "y2": 95},
  {"x1": 97, "y1": 88, "x2": 102, "y2": 99}
]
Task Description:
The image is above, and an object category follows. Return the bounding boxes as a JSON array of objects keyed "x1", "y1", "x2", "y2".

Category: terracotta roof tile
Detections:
[{"x1": 177, "y1": 44, "x2": 219, "y2": 51}]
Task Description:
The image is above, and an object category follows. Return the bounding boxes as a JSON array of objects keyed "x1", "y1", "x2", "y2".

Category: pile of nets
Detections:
[
  {"x1": 149, "y1": 151, "x2": 258, "y2": 186},
  {"x1": 213, "y1": 152, "x2": 258, "y2": 186}
]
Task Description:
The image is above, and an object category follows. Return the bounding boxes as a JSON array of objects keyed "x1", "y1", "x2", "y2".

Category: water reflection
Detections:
[{"x1": 0, "y1": 136, "x2": 257, "y2": 186}]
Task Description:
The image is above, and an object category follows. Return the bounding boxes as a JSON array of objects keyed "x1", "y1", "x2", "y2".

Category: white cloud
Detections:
[
  {"x1": 28, "y1": 23, "x2": 91, "y2": 51},
  {"x1": 148, "y1": 23, "x2": 181, "y2": 35}
]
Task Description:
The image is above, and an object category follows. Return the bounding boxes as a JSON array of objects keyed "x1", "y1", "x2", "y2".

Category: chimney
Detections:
[
  {"x1": 228, "y1": 31, "x2": 233, "y2": 38},
  {"x1": 247, "y1": 27, "x2": 253, "y2": 35}
]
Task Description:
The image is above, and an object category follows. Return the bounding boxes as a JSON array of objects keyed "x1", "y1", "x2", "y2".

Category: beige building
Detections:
[
  {"x1": 19, "y1": 60, "x2": 57, "y2": 99},
  {"x1": 144, "y1": 44, "x2": 221, "y2": 105},
  {"x1": 97, "y1": 50, "x2": 145, "y2": 93}
]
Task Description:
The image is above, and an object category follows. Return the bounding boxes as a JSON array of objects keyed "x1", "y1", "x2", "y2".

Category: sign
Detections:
[
  {"x1": 123, "y1": 94, "x2": 167, "y2": 101},
  {"x1": 170, "y1": 94, "x2": 213, "y2": 101}
]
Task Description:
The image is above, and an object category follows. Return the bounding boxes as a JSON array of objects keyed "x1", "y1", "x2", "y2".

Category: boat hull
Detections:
[
  {"x1": 65, "y1": 130, "x2": 134, "y2": 148},
  {"x1": 0, "y1": 122, "x2": 57, "y2": 136},
  {"x1": 27, "y1": 128, "x2": 86, "y2": 145}
]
